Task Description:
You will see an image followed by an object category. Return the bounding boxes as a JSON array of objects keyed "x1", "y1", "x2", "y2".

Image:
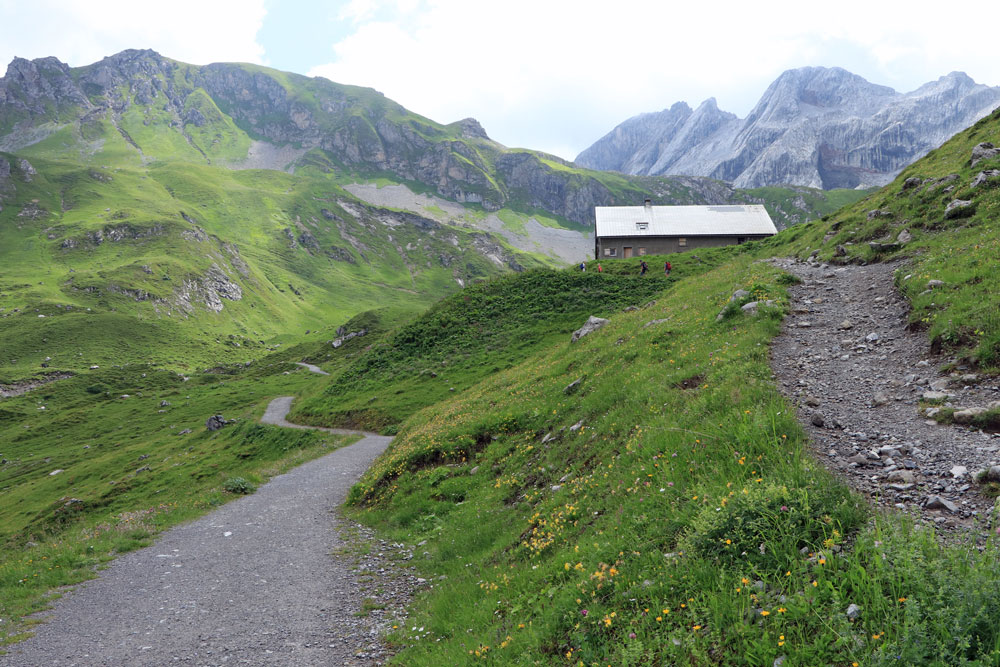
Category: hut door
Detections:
[{"x1": 623, "y1": 246, "x2": 633, "y2": 258}]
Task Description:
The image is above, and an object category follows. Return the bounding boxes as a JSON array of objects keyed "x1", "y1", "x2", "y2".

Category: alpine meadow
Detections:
[{"x1": 2, "y1": 46, "x2": 1000, "y2": 666}]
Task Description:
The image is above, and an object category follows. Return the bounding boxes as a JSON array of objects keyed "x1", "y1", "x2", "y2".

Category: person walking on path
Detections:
[
  {"x1": 597, "y1": 263, "x2": 603, "y2": 273},
  {"x1": 640, "y1": 260, "x2": 648, "y2": 276},
  {"x1": 664, "y1": 260, "x2": 671, "y2": 276},
  {"x1": 580, "y1": 261, "x2": 586, "y2": 272}
]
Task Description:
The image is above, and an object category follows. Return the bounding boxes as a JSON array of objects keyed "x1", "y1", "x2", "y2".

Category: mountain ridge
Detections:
[{"x1": 576, "y1": 66, "x2": 1000, "y2": 189}]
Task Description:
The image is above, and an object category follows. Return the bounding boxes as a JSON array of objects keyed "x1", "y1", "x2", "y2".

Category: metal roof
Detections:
[{"x1": 595, "y1": 204, "x2": 777, "y2": 238}]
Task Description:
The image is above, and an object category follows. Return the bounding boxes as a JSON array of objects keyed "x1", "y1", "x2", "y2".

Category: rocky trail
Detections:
[
  {"x1": 2, "y1": 398, "x2": 413, "y2": 667},
  {"x1": 770, "y1": 258, "x2": 1000, "y2": 532}
]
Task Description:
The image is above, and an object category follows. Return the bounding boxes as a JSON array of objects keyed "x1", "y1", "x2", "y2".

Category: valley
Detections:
[{"x1": 2, "y1": 46, "x2": 1000, "y2": 666}]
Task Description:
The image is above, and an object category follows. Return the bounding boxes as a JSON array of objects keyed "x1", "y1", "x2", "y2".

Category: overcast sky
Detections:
[{"x1": 2, "y1": 0, "x2": 1000, "y2": 160}]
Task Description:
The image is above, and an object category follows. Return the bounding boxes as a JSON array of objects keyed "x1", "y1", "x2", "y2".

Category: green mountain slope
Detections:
[{"x1": 327, "y1": 105, "x2": 1000, "y2": 664}]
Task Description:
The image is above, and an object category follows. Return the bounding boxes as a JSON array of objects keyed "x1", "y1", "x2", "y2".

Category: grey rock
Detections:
[
  {"x1": 953, "y1": 407, "x2": 986, "y2": 424},
  {"x1": 834, "y1": 244, "x2": 847, "y2": 257},
  {"x1": 740, "y1": 301, "x2": 759, "y2": 315},
  {"x1": 838, "y1": 319, "x2": 854, "y2": 330},
  {"x1": 944, "y1": 199, "x2": 975, "y2": 219},
  {"x1": 569, "y1": 420, "x2": 584, "y2": 432},
  {"x1": 971, "y1": 142, "x2": 1000, "y2": 167},
  {"x1": 922, "y1": 391, "x2": 951, "y2": 401},
  {"x1": 469, "y1": 466, "x2": 479, "y2": 475},
  {"x1": 177, "y1": 428, "x2": 192, "y2": 435},
  {"x1": 576, "y1": 68, "x2": 1000, "y2": 191},
  {"x1": 902, "y1": 176, "x2": 923, "y2": 190},
  {"x1": 924, "y1": 495, "x2": 958, "y2": 512},
  {"x1": 564, "y1": 377, "x2": 584, "y2": 395},
  {"x1": 872, "y1": 393, "x2": 889, "y2": 406},
  {"x1": 897, "y1": 229, "x2": 913, "y2": 244},
  {"x1": 887, "y1": 470, "x2": 915, "y2": 484},
  {"x1": 643, "y1": 318, "x2": 671, "y2": 327},
  {"x1": 571, "y1": 316, "x2": 609, "y2": 342},
  {"x1": 971, "y1": 169, "x2": 1000, "y2": 188},
  {"x1": 811, "y1": 413, "x2": 825, "y2": 427},
  {"x1": 730, "y1": 289, "x2": 750, "y2": 302},
  {"x1": 804, "y1": 395, "x2": 821, "y2": 407},
  {"x1": 846, "y1": 603, "x2": 861, "y2": 620},
  {"x1": 950, "y1": 465, "x2": 968, "y2": 479},
  {"x1": 205, "y1": 415, "x2": 227, "y2": 431}
]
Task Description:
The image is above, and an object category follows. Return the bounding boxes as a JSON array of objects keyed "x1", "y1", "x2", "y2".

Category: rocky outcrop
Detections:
[
  {"x1": 174, "y1": 264, "x2": 242, "y2": 313},
  {"x1": 577, "y1": 67, "x2": 1000, "y2": 190}
]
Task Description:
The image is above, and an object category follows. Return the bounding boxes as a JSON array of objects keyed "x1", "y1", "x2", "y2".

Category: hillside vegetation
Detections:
[
  {"x1": 3, "y1": 51, "x2": 1000, "y2": 664},
  {"x1": 332, "y1": 106, "x2": 1000, "y2": 665}
]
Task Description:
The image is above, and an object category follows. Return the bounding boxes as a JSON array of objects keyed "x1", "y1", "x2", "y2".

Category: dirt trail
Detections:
[
  {"x1": 769, "y1": 258, "x2": 1000, "y2": 532},
  {"x1": 2, "y1": 398, "x2": 408, "y2": 667}
]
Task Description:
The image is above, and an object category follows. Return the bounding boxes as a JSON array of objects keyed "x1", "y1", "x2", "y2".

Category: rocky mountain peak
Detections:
[
  {"x1": 577, "y1": 67, "x2": 1000, "y2": 190},
  {"x1": 455, "y1": 117, "x2": 490, "y2": 140}
]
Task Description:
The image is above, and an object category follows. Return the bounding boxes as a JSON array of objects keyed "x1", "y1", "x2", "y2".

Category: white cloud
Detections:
[
  {"x1": 0, "y1": 0, "x2": 267, "y2": 69},
  {"x1": 308, "y1": 0, "x2": 1000, "y2": 159}
]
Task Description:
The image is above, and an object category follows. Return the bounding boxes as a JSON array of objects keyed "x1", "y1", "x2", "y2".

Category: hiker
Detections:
[
  {"x1": 664, "y1": 260, "x2": 672, "y2": 276},
  {"x1": 640, "y1": 260, "x2": 648, "y2": 276},
  {"x1": 597, "y1": 263, "x2": 603, "y2": 273},
  {"x1": 579, "y1": 261, "x2": 586, "y2": 272}
]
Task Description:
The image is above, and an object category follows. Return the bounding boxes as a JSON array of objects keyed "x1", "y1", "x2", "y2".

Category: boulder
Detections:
[
  {"x1": 896, "y1": 229, "x2": 912, "y2": 244},
  {"x1": 564, "y1": 377, "x2": 584, "y2": 395},
  {"x1": 834, "y1": 244, "x2": 847, "y2": 257},
  {"x1": 924, "y1": 495, "x2": 958, "y2": 513},
  {"x1": 971, "y1": 142, "x2": 1000, "y2": 167},
  {"x1": 902, "y1": 176, "x2": 922, "y2": 190},
  {"x1": 944, "y1": 199, "x2": 975, "y2": 219},
  {"x1": 729, "y1": 289, "x2": 750, "y2": 302},
  {"x1": 205, "y1": 415, "x2": 227, "y2": 431},
  {"x1": 953, "y1": 407, "x2": 986, "y2": 424},
  {"x1": 971, "y1": 169, "x2": 1000, "y2": 188},
  {"x1": 571, "y1": 316, "x2": 609, "y2": 342},
  {"x1": 926, "y1": 279, "x2": 945, "y2": 289},
  {"x1": 866, "y1": 209, "x2": 891, "y2": 220}
]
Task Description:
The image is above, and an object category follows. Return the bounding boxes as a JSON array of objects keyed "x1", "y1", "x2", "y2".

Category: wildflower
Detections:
[
  {"x1": 812, "y1": 581, "x2": 818, "y2": 587},
  {"x1": 760, "y1": 610, "x2": 770, "y2": 616},
  {"x1": 819, "y1": 558, "x2": 826, "y2": 565},
  {"x1": 777, "y1": 607, "x2": 786, "y2": 614},
  {"x1": 898, "y1": 596, "x2": 907, "y2": 602},
  {"x1": 581, "y1": 609, "x2": 588, "y2": 616},
  {"x1": 628, "y1": 632, "x2": 636, "y2": 639},
  {"x1": 656, "y1": 616, "x2": 662, "y2": 622},
  {"x1": 778, "y1": 634, "x2": 785, "y2": 647}
]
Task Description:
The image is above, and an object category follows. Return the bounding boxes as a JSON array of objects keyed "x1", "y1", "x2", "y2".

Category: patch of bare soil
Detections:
[{"x1": 769, "y1": 258, "x2": 1000, "y2": 533}]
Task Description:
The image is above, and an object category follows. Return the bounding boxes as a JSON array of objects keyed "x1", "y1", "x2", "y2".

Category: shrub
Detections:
[{"x1": 222, "y1": 476, "x2": 256, "y2": 494}]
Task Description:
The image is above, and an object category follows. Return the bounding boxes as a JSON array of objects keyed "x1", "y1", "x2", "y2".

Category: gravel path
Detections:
[
  {"x1": 770, "y1": 258, "x2": 1000, "y2": 532},
  {"x1": 2, "y1": 398, "x2": 408, "y2": 666}
]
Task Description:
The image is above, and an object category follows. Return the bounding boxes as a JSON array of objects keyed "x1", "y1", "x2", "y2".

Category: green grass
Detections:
[
  {"x1": 0, "y1": 356, "x2": 358, "y2": 645},
  {"x1": 291, "y1": 269, "x2": 670, "y2": 432}
]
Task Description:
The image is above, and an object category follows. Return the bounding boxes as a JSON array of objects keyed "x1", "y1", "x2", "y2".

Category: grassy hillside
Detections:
[
  {"x1": 330, "y1": 108, "x2": 1000, "y2": 665},
  {"x1": 290, "y1": 270, "x2": 672, "y2": 431}
]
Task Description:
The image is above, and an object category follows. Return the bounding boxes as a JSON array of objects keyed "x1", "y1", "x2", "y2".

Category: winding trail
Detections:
[
  {"x1": 2, "y1": 398, "x2": 397, "y2": 667},
  {"x1": 770, "y1": 258, "x2": 1000, "y2": 531}
]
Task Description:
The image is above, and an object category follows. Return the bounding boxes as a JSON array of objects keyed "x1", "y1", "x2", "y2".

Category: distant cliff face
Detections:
[
  {"x1": 0, "y1": 50, "x2": 737, "y2": 225},
  {"x1": 576, "y1": 67, "x2": 1000, "y2": 189}
]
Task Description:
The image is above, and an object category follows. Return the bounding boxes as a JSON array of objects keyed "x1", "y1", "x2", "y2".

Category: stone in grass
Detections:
[
  {"x1": 953, "y1": 407, "x2": 987, "y2": 424},
  {"x1": 944, "y1": 199, "x2": 975, "y2": 219},
  {"x1": 205, "y1": 415, "x2": 227, "y2": 431},
  {"x1": 846, "y1": 603, "x2": 861, "y2": 621},
  {"x1": 810, "y1": 413, "x2": 825, "y2": 427},
  {"x1": 564, "y1": 377, "x2": 584, "y2": 395},
  {"x1": 571, "y1": 316, "x2": 609, "y2": 343}
]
